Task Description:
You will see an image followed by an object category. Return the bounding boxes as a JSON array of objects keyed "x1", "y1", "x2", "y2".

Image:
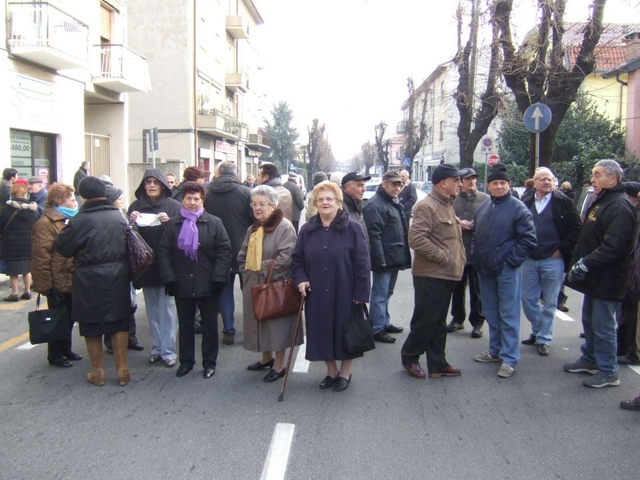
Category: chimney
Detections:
[{"x1": 624, "y1": 31, "x2": 640, "y2": 61}]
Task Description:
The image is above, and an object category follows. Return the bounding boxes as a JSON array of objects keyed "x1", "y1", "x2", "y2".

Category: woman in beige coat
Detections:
[{"x1": 238, "y1": 185, "x2": 303, "y2": 383}]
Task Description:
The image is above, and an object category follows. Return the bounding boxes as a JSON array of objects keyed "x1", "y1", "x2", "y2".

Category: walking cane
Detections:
[{"x1": 278, "y1": 296, "x2": 305, "y2": 402}]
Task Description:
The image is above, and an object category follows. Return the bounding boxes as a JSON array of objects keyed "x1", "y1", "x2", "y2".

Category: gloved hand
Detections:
[
  {"x1": 373, "y1": 264, "x2": 387, "y2": 273},
  {"x1": 568, "y1": 258, "x2": 589, "y2": 283},
  {"x1": 165, "y1": 282, "x2": 177, "y2": 296}
]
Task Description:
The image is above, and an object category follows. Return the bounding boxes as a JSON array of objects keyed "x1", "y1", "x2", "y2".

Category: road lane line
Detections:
[
  {"x1": 261, "y1": 423, "x2": 295, "y2": 480},
  {"x1": 628, "y1": 366, "x2": 640, "y2": 376},
  {"x1": 293, "y1": 337, "x2": 309, "y2": 373},
  {"x1": 555, "y1": 310, "x2": 574, "y2": 322},
  {"x1": 0, "y1": 332, "x2": 30, "y2": 353},
  {"x1": 16, "y1": 342, "x2": 38, "y2": 350},
  {"x1": 0, "y1": 302, "x2": 28, "y2": 311}
]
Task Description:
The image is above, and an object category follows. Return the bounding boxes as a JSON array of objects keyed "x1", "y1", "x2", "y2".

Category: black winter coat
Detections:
[
  {"x1": 203, "y1": 175, "x2": 254, "y2": 273},
  {"x1": 565, "y1": 184, "x2": 635, "y2": 300},
  {"x1": 0, "y1": 199, "x2": 40, "y2": 260},
  {"x1": 363, "y1": 185, "x2": 411, "y2": 270},
  {"x1": 157, "y1": 211, "x2": 232, "y2": 298},
  {"x1": 522, "y1": 189, "x2": 582, "y2": 271},
  {"x1": 127, "y1": 169, "x2": 182, "y2": 288},
  {"x1": 54, "y1": 199, "x2": 130, "y2": 324}
]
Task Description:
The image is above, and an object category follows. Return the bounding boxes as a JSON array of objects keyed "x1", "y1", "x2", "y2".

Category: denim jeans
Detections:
[
  {"x1": 143, "y1": 286, "x2": 178, "y2": 360},
  {"x1": 478, "y1": 265, "x2": 522, "y2": 366},
  {"x1": 580, "y1": 295, "x2": 619, "y2": 374},
  {"x1": 521, "y1": 257, "x2": 564, "y2": 345},
  {"x1": 219, "y1": 272, "x2": 242, "y2": 335},
  {"x1": 370, "y1": 269, "x2": 399, "y2": 334}
]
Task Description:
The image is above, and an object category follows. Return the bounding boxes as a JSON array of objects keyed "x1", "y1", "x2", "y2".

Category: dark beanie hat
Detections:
[
  {"x1": 431, "y1": 164, "x2": 462, "y2": 184},
  {"x1": 624, "y1": 181, "x2": 640, "y2": 197},
  {"x1": 487, "y1": 164, "x2": 510, "y2": 184},
  {"x1": 78, "y1": 176, "x2": 107, "y2": 200},
  {"x1": 105, "y1": 185, "x2": 123, "y2": 204}
]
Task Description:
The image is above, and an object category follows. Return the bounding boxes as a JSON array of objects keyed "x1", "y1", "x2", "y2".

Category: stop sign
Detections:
[{"x1": 488, "y1": 154, "x2": 500, "y2": 167}]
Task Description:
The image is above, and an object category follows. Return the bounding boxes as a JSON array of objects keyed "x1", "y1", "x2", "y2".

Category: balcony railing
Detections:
[
  {"x1": 7, "y1": 2, "x2": 89, "y2": 70},
  {"x1": 92, "y1": 44, "x2": 150, "y2": 93},
  {"x1": 226, "y1": 16, "x2": 250, "y2": 40},
  {"x1": 197, "y1": 108, "x2": 246, "y2": 138}
]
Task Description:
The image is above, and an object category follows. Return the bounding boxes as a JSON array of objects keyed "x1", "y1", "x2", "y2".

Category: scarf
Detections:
[
  {"x1": 54, "y1": 206, "x2": 78, "y2": 218},
  {"x1": 245, "y1": 227, "x2": 264, "y2": 271},
  {"x1": 178, "y1": 207, "x2": 204, "y2": 261}
]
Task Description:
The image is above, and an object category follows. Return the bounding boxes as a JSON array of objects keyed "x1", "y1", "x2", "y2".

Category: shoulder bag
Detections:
[
  {"x1": 125, "y1": 222, "x2": 155, "y2": 281},
  {"x1": 28, "y1": 294, "x2": 71, "y2": 344},
  {"x1": 251, "y1": 259, "x2": 301, "y2": 321},
  {"x1": 343, "y1": 303, "x2": 375, "y2": 354}
]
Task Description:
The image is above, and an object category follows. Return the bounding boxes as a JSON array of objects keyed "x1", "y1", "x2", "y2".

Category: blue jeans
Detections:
[
  {"x1": 478, "y1": 265, "x2": 522, "y2": 366},
  {"x1": 143, "y1": 286, "x2": 178, "y2": 360},
  {"x1": 219, "y1": 272, "x2": 240, "y2": 335},
  {"x1": 580, "y1": 295, "x2": 619, "y2": 374},
  {"x1": 370, "y1": 269, "x2": 399, "y2": 334},
  {"x1": 521, "y1": 257, "x2": 564, "y2": 345}
]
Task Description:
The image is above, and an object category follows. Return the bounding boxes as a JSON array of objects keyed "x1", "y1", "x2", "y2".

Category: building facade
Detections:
[{"x1": 2, "y1": 0, "x2": 148, "y2": 197}]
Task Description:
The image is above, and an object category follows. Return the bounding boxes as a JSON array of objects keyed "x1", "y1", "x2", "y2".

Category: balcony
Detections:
[
  {"x1": 197, "y1": 108, "x2": 243, "y2": 140},
  {"x1": 225, "y1": 72, "x2": 249, "y2": 93},
  {"x1": 226, "y1": 16, "x2": 250, "y2": 40},
  {"x1": 7, "y1": 2, "x2": 89, "y2": 71},
  {"x1": 92, "y1": 45, "x2": 150, "y2": 93},
  {"x1": 246, "y1": 132, "x2": 270, "y2": 149}
]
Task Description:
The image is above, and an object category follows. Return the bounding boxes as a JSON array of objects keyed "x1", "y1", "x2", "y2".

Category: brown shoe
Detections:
[
  {"x1": 222, "y1": 332, "x2": 235, "y2": 345},
  {"x1": 403, "y1": 363, "x2": 426, "y2": 379},
  {"x1": 557, "y1": 302, "x2": 569, "y2": 313},
  {"x1": 429, "y1": 365, "x2": 462, "y2": 378},
  {"x1": 84, "y1": 336, "x2": 105, "y2": 387},
  {"x1": 620, "y1": 395, "x2": 640, "y2": 411}
]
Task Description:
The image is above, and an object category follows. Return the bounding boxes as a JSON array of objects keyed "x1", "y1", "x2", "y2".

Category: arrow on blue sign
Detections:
[{"x1": 523, "y1": 103, "x2": 552, "y2": 133}]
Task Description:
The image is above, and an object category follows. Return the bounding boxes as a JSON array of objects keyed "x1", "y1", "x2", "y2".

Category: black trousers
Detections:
[
  {"x1": 175, "y1": 295, "x2": 220, "y2": 369},
  {"x1": 46, "y1": 291, "x2": 74, "y2": 362},
  {"x1": 618, "y1": 301, "x2": 639, "y2": 359},
  {"x1": 450, "y1": 264, "x2": 484, "y2": 327},
  {"x1": 401, "y1": 276, "x2": 454, "y2": 373}
]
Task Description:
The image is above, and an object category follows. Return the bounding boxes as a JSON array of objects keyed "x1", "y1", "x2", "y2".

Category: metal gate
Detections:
[{"x1": 84, "y1": 133, "x2": 111, "y2": 179}]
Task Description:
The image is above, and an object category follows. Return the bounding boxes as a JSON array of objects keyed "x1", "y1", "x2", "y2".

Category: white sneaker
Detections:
[
  {"x1": 497, "y1": 363, "x2": 514, "y2": 378},
  {"x1": 474, "y1": 350, "x2": 501, "y2": 363}
]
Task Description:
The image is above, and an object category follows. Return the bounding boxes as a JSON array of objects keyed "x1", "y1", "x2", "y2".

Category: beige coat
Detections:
[
  {"x1": 238, "y1": 210, "x2": 304, "y2": 352},
  {"x1": 409, "y1": 186, "x2": 465, "y2": 281},
  {"x1": 31, "y1": 207, "x2": 74, "y2": 294}
]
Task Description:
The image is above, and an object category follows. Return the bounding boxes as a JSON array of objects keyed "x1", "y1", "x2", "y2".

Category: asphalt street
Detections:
[{"x1": 1, "y1": 271, "x2": 639, "y2": 480}]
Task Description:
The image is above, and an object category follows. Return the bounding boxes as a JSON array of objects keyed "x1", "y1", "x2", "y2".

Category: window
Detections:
[
  {"x1": 439, "y1": 121, "x2": 444, "y2": 141},
  {"x1": 440, "y1": 81, "x2": 445, "y2": 100}
]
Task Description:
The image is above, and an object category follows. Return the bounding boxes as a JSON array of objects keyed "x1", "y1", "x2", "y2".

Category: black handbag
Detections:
[
  {"x1": 343, "y1": 303, "x2": 375, "y2": 354},
  {"x1": 126, "y1": 223, "x2": 155, "y2": 281},
  {"x1": 28, "y1": 294, "x2": 71, "y2": 345}
]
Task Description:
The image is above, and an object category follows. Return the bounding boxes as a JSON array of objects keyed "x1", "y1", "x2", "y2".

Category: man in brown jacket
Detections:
[{"x1": 401, "y1": 164, "x2": 466, "y2": 379}]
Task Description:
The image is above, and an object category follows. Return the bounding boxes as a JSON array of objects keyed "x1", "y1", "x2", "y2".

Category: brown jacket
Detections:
[
  {"x1": 31, "y1": 207, "x2": 75, "y2": 294},
  {"x1": 409, "y1": 186, "x2": 465, "y2": 281}
]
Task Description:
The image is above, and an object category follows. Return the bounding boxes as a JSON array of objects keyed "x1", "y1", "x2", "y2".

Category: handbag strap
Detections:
[
  {"x1": 35, "y1": 293, "x2": 42, "y2": 311},
  {"x1": 1, "y1": 208, "x2": 21, "y2": 236},
  {"x1": 265, "y1": 259, "x2": 276, "y2": 283}
]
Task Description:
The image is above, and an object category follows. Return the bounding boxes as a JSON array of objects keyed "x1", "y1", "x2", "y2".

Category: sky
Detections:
[{"x1": 254, "y1": 0, "x2": 640, "y2": 163}]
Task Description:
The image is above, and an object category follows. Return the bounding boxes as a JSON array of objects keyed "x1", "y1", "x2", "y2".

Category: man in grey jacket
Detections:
[{"x1": 341, "y1": 172, "x2": 370, "y2": 247}]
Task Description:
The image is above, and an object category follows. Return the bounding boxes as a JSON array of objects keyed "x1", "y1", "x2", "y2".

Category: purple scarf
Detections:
[{"x1": 178, "y1": 207, "x2": 204, "y2": 261}]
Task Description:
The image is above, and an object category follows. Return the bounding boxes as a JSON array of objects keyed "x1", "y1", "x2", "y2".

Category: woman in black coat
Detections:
[
  {"x1": 55, "y1": 177, "x2": 131, "y2": 387},
  {"x1": 158, "y1": 181, "x2": 232, "y2": 379},
  {"x1": 0, "y1": 182, "x2": 40, "y2": 302}
]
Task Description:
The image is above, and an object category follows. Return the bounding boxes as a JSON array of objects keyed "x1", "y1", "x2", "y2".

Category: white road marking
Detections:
[
  {"x1": 292, "y1": 337, "x2": 309, "y2": 373},
  {"x1": 555, "y1": 310, "x2": 574, "y2": 322},
  {"x1": 260, "y1": 423, "x2": 295, "y2": 480},
  {"x1": 16, "y1": 342, "x2": 38, "y2": 350},
  {"x1": 628, "y1": 366, "x2": 640, "y2": 376}
]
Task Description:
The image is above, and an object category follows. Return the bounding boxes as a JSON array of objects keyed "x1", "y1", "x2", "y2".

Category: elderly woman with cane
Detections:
[{"x1": 292, "y1": 180, "x2": 371, "y2": 392}]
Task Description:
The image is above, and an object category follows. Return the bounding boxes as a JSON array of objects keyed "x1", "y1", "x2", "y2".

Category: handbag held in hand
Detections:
[
  {"x1": 343, "y1": 303, "x2": 375, "y2": 354},
  {"x1": 126, "y1": 223, "x2": 155, "y2": 281},
  {"x1": 28, "y1": 294, "x2": 71, "y2": 345},
  {"x1": 251, "y1": 259, "x2": 301, "y2": 321}
]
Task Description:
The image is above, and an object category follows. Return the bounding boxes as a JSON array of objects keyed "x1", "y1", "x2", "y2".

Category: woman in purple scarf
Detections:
[{"x1": 157, "y1": 181, "x2": 232, "y2": 378}]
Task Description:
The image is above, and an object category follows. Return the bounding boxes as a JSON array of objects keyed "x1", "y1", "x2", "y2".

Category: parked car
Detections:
[
  {"x1": 363, "y1": 180, "x2": 426, "y2": 213},
  {"x1": 420, "y1": 182, "x2": 433, "y2": 194}
]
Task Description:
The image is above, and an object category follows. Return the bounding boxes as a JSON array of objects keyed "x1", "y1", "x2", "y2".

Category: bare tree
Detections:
[
  {"x1": 493, "y1": 0, "x2": 607, "y2": 174},
  {"x1": 361, "y1": 141, "x2": 376, "y2": 176},
  {"x1": 402, "y1": 78, "x2": 429, "y2": 175},
  {"x1": 306, "y1": 118, "x2": 324, "y2": 186},
  {"x1": 454, "y1": 0, "x2": 502, "y2": 169},
  {"x1": 374, "y1": 121, "x2": 390, "y2": 173}
]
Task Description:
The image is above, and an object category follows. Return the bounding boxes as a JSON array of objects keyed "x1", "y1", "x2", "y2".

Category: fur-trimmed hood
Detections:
[{"x1": 250, "y1": 208, "x2": 284, "y2": 233}]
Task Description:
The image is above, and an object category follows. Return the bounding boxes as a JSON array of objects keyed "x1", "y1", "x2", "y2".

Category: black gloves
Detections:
[{"x1": 568, "y1": 258, "x2": 589, "y2": 283}]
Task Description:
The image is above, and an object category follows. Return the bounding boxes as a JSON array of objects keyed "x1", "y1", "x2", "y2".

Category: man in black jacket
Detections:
[
  {"x1": 564, "y1": 159, "x2": 635, "y2": 388},
  {"x1": 363, "y1": 171, "x2": 411, "y2": 343},
  {"x1": 520, "y1": 167, "x2": 582, "y2": 357},
  {"x1": 128, "y1": 169, "x2": 182, "y2": 367},
  {"x1": 204, "y1": 161, "x2": 254, "y2": 345}
]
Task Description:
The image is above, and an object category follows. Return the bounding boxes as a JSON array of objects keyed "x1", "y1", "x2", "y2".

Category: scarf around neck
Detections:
[
  {"x1": 54, "y1": 206, "x2": 78, "y2": 218},
  {"x1": 178, "y1": 207, "x2": 204, "y2": 261}
]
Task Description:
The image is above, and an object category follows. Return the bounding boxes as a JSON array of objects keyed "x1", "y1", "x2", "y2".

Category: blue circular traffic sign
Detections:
[{"x1": 523, "y1": 103, "x2": 552, "y2": 133}]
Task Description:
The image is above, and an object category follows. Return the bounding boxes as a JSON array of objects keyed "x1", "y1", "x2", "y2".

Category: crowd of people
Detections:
[{"x1": 4, "y1": 157, "x2": 640, "y2": 409}]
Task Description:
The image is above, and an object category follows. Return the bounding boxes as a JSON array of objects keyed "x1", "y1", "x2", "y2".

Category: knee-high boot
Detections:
[
  {"x1": 111, "y1": 331, "x2": 130, "y2": 386},
  {"x1": 84, "y1": 336, "x2": 105, "y2": 386}
]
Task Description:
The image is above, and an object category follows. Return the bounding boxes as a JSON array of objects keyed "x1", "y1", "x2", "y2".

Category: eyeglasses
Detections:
[
  {"x1": 250, "y1": 202, "x2": 271, "y2": 208},
  {"x1": 317, "y1": 197, "x2": 336, "y2": 204},
  {"x1": 145, "y1": 179, "x2": 161, "y2": 186},
  {"x1": 591, "y1": 172, "x2": 612, "y2": 179},
  {"x1": 385, "y1": 181, "x2": 405, "y2": 187}
]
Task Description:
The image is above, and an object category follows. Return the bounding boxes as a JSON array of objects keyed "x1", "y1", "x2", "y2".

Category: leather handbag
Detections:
[
  {"x1": 343, "y1": 303, "x2": 375, "y2": 354},
  {"x1": 251, "y1": 259, "x2": 301, "y2": 321},
  {"x1": 126, "y1": 223, "x2": 155, "y2": 281},
  {"x1": 28, "y1": 294, "x2": 71, "y2": 345}
]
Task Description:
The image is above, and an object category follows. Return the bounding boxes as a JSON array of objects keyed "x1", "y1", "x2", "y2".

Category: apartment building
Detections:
[
  {"x1": 126, "y1": 0, "x2": 267, "y2": 190},
  {"x1": 2, "y1": 0, "x2": 148, "y2": 193}
]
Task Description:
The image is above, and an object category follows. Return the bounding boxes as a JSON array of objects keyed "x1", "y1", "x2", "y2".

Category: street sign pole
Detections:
[
  {"x1": 523, "y1": 103, "x2": 551, "y2": 174},
  {"x1": 484, "y1": 153, "x2": 488, "y2": 193},
  {"x1": 535, "y1": 133, "x2": 540, "y2": 170}
]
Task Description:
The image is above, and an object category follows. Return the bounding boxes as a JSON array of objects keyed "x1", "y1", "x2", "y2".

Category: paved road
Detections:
[{"x1": 1, "y1": 272, "x2": 639, "y2": 480}]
